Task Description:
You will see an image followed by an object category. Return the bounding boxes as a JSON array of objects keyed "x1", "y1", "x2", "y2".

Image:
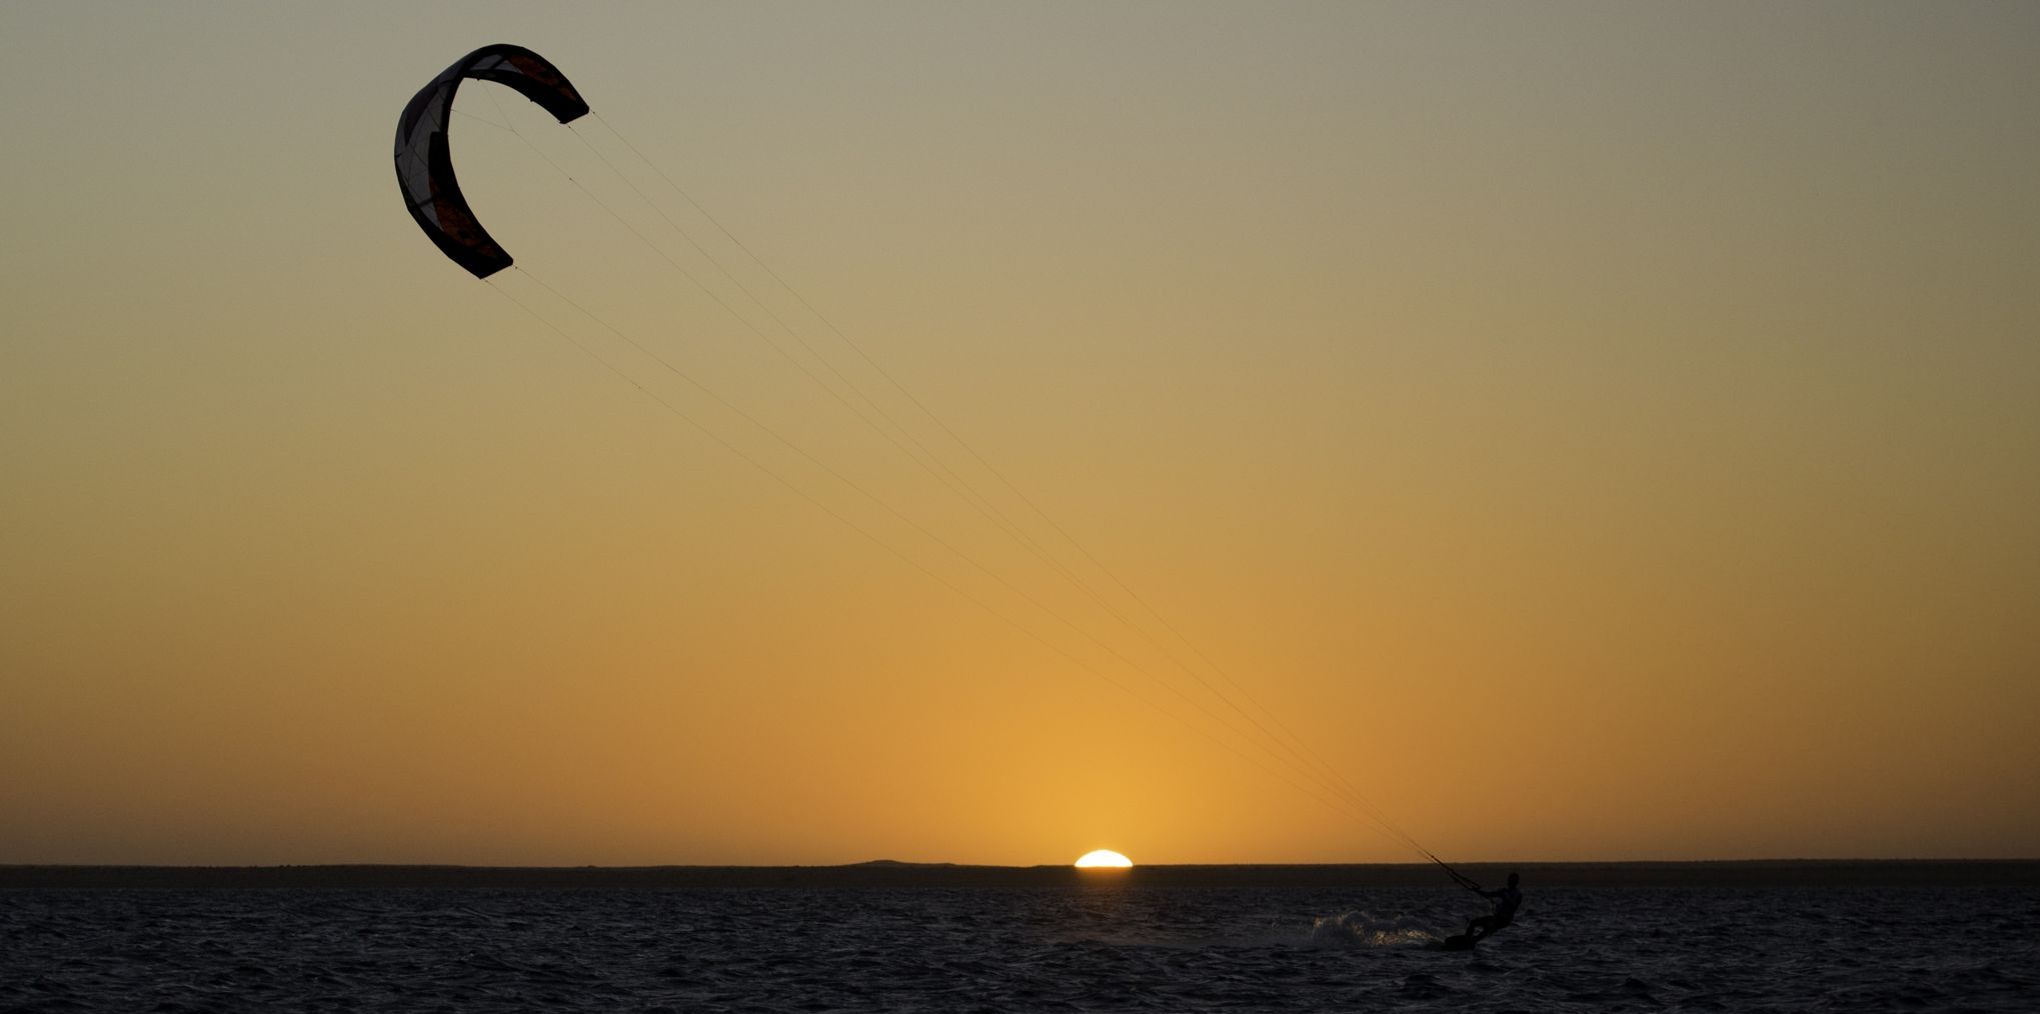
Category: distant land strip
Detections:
[{"x1": 3, "y1": 860, "x2": 2036, "y2": 890}]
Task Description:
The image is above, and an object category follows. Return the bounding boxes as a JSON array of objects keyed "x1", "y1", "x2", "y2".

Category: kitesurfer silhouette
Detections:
[{"x1": 1460, "y1": 871, "x2": 1521, "y2": 944}]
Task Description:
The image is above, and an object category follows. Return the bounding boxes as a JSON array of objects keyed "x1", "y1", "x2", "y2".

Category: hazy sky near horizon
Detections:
[{"x1": 3, "y1": 2, "x2": 2036, "y2": 866}]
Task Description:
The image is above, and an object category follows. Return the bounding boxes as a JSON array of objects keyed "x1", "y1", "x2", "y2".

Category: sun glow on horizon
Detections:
[{"x1": 1074, "y1": 849, "x2": 1133, "y2": 868}]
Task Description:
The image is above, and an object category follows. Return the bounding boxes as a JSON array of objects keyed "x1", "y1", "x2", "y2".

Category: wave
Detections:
[{"x1": 1309, "y1": 910, "x2": 1441, "y2": 948}]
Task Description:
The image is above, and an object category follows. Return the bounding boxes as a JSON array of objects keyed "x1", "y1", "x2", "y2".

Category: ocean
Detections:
[{"x1": 4, "y1": 868, "x2": 2036, "y2": 1012}]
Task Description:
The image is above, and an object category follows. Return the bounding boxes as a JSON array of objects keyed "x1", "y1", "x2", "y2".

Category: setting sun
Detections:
[{"x1": 1074, "y1": 850, "x2": 1133, "y2": 869}]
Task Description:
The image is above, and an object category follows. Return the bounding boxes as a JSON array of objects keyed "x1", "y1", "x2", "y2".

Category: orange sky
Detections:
[{"x1": 2, "y1": 3, "x2": 2036, "y2": 865}]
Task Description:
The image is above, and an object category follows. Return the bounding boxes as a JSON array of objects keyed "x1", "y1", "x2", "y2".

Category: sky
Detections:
[{"x1": 2, "y1": 2, "x2": 2035, "y2": 866}]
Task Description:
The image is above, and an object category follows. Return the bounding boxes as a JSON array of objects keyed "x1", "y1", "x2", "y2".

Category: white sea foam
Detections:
[{"x1": 1309, "y1": 909, "x2": 1440, "y2": 947}]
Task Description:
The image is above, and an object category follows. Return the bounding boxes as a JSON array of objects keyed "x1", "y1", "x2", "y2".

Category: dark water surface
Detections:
[{"x1": 4, "y1": 885, "x2": 2036, "y2": 1012}]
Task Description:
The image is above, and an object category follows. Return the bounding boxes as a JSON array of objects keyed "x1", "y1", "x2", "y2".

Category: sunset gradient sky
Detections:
[{"x1": 3, "y1": 2, "x2": 2036, "y2": 865}]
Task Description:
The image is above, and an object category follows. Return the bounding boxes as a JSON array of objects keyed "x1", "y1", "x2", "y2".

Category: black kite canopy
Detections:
[{"x1": 394, "y1": 45, "x2": 589, "y2": 278}]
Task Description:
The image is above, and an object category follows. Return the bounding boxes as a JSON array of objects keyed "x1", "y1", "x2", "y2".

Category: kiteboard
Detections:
[{"x1": 1438, "y1": 932, "x2": 1478, "y2": 951}]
